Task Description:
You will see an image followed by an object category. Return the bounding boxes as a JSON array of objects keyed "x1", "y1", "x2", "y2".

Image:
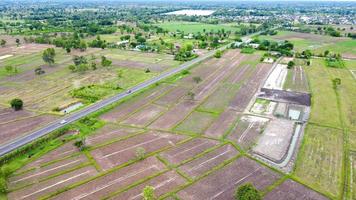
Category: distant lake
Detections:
[{"x1": 165, "y1": 10, "x2": 215, "y2": 16}]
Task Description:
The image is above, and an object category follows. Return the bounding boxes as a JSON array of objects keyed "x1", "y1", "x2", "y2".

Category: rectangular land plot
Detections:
[
  {"x1": 174, "y1": 111, "x2": 217, "y2": 135},
  {"x1": 204, "y1": 109, "x2": 239, "y2": 138},
  {"x1": 121, "y1": 104, "x2": 167, "y2": 127},
  {"x1": 160, "y1": 138, "x2": 219, "y2": 166},
  {"x1": 154, "y1": 86, "x2": 191, "y2": 107},
  {"x1": 8, "y1": 154, "x2": 88, "y2": 190},
  {"x1": 264, "y1": 179, "x2": 328, "y2": 200},
  {"x1": 8, "y1": 166, "x2": 98, "y2": 200},
  {"x1": 0, "y1": 107, "x2": 34, "y2": 124},
  {"x1": 294, "y1": 125, "x2": 343, "y2": 198},
  {"x1": 177, "y1": 156, "x2": 281, "y2": 200},
  {"x1": 179, "y1": 144, "x2": 239, "y2": 179},
  {"x1": 86, "y1": 124, "x2": 144, "y2": 146},
  {"x1": 51, "y1": 157, "x2": 165, "y2": 200},
  {"x1": 149, "y1": 100, "x2": 198, "y2": 130},
  {"x1": 228, "y1": 115, "x2": 270, "y2": 150},
  {"x1": 283, "y1": 66, "x2": 309, "y2": 93},
  {"x1": 230, "y1": 63, "x2": 273, "y2": 112},
  {"x1": 91, "y1": 131, "x2": 187, "y2": 170},
  {"x1": 109, "y1": 171, "x2": 186, "y2": 200}
]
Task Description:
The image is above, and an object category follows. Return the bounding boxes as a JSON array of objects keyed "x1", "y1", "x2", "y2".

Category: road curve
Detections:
[{"x1": 0, "y1": 45, "x2": 228, "y2": 156}]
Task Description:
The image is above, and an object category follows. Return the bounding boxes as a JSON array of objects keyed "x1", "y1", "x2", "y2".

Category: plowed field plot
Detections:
[
  {"x1": 149, "y1": 100, "x2": 198, "y2": 130},
  {"x1": 179, "y1": 144, "x2": 239, "y2": 179},
  {"x1": 15, "y1": 142, "x2": 79, "y2": 174},
  {"x1": 50, "y1": 157, "x2": 166, "y2": 200},
  {"x1": 109, "y1": 171, "x2": 186, "y2": 200},
  {"x1": 8, "y1": 166, "x2": 98, "y2": 200},
  {"x1": 230, "y1": 63, "x2": 273, "y2": 112},
  {"x1": 121, "y1": 104, "x2": 167, "y2": 127},
  {"x1": 204, "y1": 109, "x2": 239, "y2": 138},
  {"x1": 160, "y1": 138, "x2": 219, "y2": 165},
  {"x1": 154, "y1": 86, "x2": 191, "y2": 107},
  {"x1": 86, "y1": 124, "x2": 144, "y2": 146},
  {"x1": 264, "y1": 179, "x2": 328, "y2": 200},
  {"x1": 198, "y1": 84, "x2": 239, "y2": 114},
  {"x1": 174, "y1": 111, "x2": 217, "y2": 134},
  {"x1": 90, "y1": 131, "x2": 187, "y2": 170},
  {"x1": 0, "y1": 107, "x2": 34, "y2": 123},
  {"x1": 0, "y1": 114, "x2": 58, "y2": 145},
  {"x1": 228, "y1": 115, "x2": 269, "y2": 150},
  {"x1": 284, "y1": 66, "x2": 309, "y2": 92},
  {"x1": 253, "y1": 119, "x2": 295, "y2": 162},
  {"x1": 110, "y1": 59, "x2": 171, "y2": 72},
  {"x1": 8, "y1": 154, "x2": 88, "y2": 190},
  {"x1": 177, "y1": 156, "x2": 281, "y2": 200},
  {"x1": 100, "y1": 84, "x2": 173, "y2": 122},
  {"x1": 350, "y1": 152, "x2": 356, "y2": 199}
]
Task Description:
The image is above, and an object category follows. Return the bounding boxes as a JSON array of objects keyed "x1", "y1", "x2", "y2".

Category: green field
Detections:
[
  {"x1": 155, "y1": 21, "x2": 241, "y2": 33},
  {"x1": 294, "y1": 125, "x2": 343, "y2": 198}
]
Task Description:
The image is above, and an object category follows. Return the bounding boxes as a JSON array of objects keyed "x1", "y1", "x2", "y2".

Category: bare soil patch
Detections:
[
  {"x1": 154, "y1": 86, "x2": 191, "y2": 107},
  {"x1": 175, "y1": 111, "x2": 216, "y2": 134},
  {"x1": 91, "y1": 131, "x2": 187, "y2": 171},
  {"x1": 109, "y1": 171, "x2": 186, "y2": 200},
  {"x1": 177, "y1": 156, "x2": 281, "y2": 200},
  {"x1": 0, "y1": 107, "x2": 34, "y2": 124},
  {"x1": 149, "y1": 100, "x2": 198, "y2": 130},
  {"x1": 110, "y1": 59, "x2": 171, "y2": 72},
  {"x1": 51, "y1": 157, "x2": 165, "y2": 200},
  {"x1": 8, "y1": 166, "x2": 98, "y2": 200},
  {"x1": 230, "y1": 63, "x2": 273, "y2": 111},
  {"x1": 204, "y1": 109, "x2": 239, "y2": 138},
  {"x1": 179, "y1": 144, "x2": 239, "y2": 179},
  {"x1": 121, "y1": 104, "x2": 166, "y2": 127},
  {"x1": 160, "y1": 138, "x2": 219, "y2": 165},
  {"x1": 0, "y1": 114, "x2": 58, "y2": 145},
  {"x1": 264, "y1": 179, "x2": 328, "y2": 200}
]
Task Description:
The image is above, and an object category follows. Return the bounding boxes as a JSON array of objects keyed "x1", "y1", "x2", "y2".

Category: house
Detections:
[{"x1": 249, "y1": 43, "x2": 260, "y2": 49}]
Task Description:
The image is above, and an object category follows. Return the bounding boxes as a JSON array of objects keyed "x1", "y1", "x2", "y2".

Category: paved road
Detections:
[
  {"x1": 0, "y1": 44, "x2": 230, "y2": 156},
  {"x1": 0, "y1": 28, "x2": 274, "y2": 156}
]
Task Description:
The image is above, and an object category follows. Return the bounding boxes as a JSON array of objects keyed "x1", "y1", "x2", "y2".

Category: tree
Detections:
[
  {"x1": 235, "y1": 183, "x2": 261, "y2": 200},
  {"x1": 214, "y1": 50, "x2": 222, "y2": 58},
  {"x1": 187, "y1": 91, "x2": 195, "y2": 100},
  {"x1": 143, "y1": 186, "x2": 155, "y2": 200},
  {"x1": 74, "y1": 138, "x2": 86, "y2": 151},
  {"x1": 73, "y1": 55, "x2": 87, "y2": 66},
  {"x1": 10, "y1": 98, "x2": 23, "y2": 111},
  {"x1": 0, "y1": 39, "x2": 6, "y2": 47},
  {"x1": 332, "y1": 78, "x2": 341, "y2": 89},
  {"x1": 135, "y1": 147, "x2": 146, "y2": 160},
  {"x1": 79, "y1": 40, "x2": 87, "y2": 52},
  {"x1": 15, "y1": 38, "x2": 20, "y2": 46},
  {"x1": 287, "y1": 61, "x2": 295, "y2": 69},
  {"x1": 101, "y1": 56, "x2": 112, "y2": 67},
  {"x1": 42, "y1": 48, "x2": 56, "y2": 66},
  {"x1": 193, "y1": 76, "x2": 202, "y2": 83}
]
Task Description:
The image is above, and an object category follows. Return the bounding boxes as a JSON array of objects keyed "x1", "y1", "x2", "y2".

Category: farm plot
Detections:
[
  {"x1": 174, "y1": 111, "x2": 217, "y2": 135},
  {"x1": 8, "y1": 166, "x2": 98, "y2": 200},
  {"x1": 349, "y1": 152, "x2": 356, "y2": 200},
  {"x1": 305, "y1": 58, "x2": 341, "y2": 128},
  {"x1": 294, "y1": 125, "x2": 343, "y2": 198},
  {"x1": 100, "y1": 84, "x2": 173, "y2": 122},
  {"x1": 177, "y1": 156, "x2": 281, "y2": 200},
  {"x1": 283, "y1": 66, "x2": 309, "y2": 93},
  {"x1": 160, "y1": 138, "x2": 219, "y2": 166},
  {"x1": 227, "y1": 115, "x2": 270, "y2": 150},
  {"x1": 8, "y1": 154, "x2": 88, "y2": 190},
  {"x1": 149, "y1": 100, "x2": 198, "y2": 130},
  {"x1": 50, "y1": 157, "x2": 166, "y2": 200},
  {"x1": 121, "y1": 104, "x2": 167, "y2": 127},
  {"x1": 0, "y1": 107, "x2": 34, "y2": 123},
  {"x1": 154, "y1": 86, "x2": 191, "y2": 107},
  {"x1": 179, "y1": 144, "x2": 239, "y2": 179},
  {"x1": 109, "y1": 171, "x2": 186, "y2": 200},
  {"x1": 90, "y1": 131, "x2": 187, "y2": 171},
  {"x1": 253, "y1": 119, "x2": 295, "y2": 162},
  {"x1": 263, "y1": 64, "x2": 288, "y2": 90},
  {"x1": 204, "y1": 109, "x2": 240, "y2": 138},
  {"x1": 0, "y1": 114, "x2": 58, "y2": 145},
  {"x1": 264, "y1": 179, "x2": 328, "y2": 200},
  {"x1": 229, "y1": 63, "x2": 273, "y2": 112},
  {"x1": 85, "y1": 124, "x2": 144, "y2": 146}
]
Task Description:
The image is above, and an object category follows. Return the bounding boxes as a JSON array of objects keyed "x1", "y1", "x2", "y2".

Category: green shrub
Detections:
[
  {"x1": 241, "y1": 47, "x2": 255, "y2": 54},
  {"x1": 235, "y1": 183, "x2": 261, "y2": 200}
]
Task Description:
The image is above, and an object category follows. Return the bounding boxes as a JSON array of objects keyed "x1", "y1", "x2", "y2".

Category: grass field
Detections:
[
  {"x1": 154, "y1": 21, "x2": 241, "y2": 33},
  {"x1": 294, "y1": 124, "x2": 344, "y2": 198}
]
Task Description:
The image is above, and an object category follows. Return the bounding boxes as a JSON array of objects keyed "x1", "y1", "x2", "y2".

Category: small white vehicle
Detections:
[{"x1": 60, "y1": 119, "x2": 67, "y2": 124}]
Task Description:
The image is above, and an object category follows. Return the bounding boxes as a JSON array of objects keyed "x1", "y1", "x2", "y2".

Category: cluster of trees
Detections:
[
  {"x1": 68, "y1": 55, "x2": 111, "y2": 73},
  {"x1": 174, "y1": 43, "x2": 197, "y2": 61}
]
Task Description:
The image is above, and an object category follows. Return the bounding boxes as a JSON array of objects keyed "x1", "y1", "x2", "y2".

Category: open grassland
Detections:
[
  {"x1": 314, "y1": 40, "x2": 356, "y2": 59},
  {"x1": 294, "y1": 125, "x2": 344, "y2": 199},
  {"x1": 154, "y1": 21, "x2": 241, "y2": 33},
  {"x1": 258, "y1": 30, "x2": 350, "y2": 53},
  {"x1": 305, "y1": 58, "x2": 341, "y2": 128}
]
